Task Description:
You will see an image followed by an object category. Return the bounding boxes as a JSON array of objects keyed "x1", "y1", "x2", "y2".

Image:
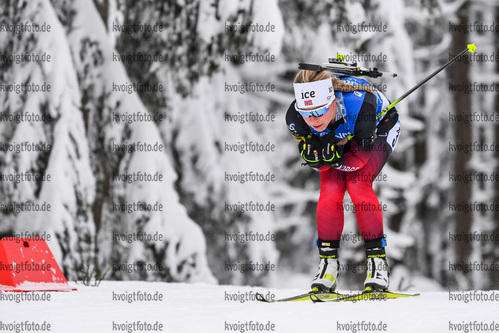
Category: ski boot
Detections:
[
  {"x1": 311, "y1": 239, "x2": 340, "y2": 292},
  {"x1": 363, "y1": 237, "x2": 390, "y2": 291}
]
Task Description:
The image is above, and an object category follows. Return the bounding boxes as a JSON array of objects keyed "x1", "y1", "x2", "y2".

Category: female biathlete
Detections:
[{"x1": 286, "y1": 69, "x2": 401, "y2": 292}]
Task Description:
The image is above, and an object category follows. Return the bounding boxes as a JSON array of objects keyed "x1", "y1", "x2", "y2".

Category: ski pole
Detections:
[
  {"x1": 376, "y1": 43, "x2": 477, "y2": 120},
  {"x1": 342, "y1": 44, "x2": 477, "y2": 142}
]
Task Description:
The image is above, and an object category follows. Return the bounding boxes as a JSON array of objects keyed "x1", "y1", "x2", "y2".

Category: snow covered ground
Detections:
[{"x1": 1, "y1": 281, "x2": 498, "y2": 333}]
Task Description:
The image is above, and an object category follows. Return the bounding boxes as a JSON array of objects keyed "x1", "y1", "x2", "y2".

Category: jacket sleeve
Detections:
[
  {"x1": 353, "y1": 92, "x2": 377, "y2": 145},
  {"x1": 285, "y1": 101, "x2": 311, "y2": 142}
]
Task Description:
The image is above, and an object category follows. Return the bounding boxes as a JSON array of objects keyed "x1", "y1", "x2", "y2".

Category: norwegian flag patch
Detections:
[{"x1": 304, "y1": 100, "x2": 313, "y2": 106}]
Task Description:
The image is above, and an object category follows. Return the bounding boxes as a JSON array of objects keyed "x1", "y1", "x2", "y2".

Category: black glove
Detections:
[
  {"x1": 358, "y1": 129, "x2": 377, "y2": 148},
  {"x1": 298, "y1": 134, "x2": 323, "y2": 168},
  {"x1": 322, "y1": 142, "x2": 344, "y2": 167},
  {"x1": 321, "y1": 132, "x2": 344, "y2": 167}
]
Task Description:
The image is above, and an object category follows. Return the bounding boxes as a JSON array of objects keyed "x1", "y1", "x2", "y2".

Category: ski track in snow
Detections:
[{"x1": 1, "y1": 282, "x2": 498, "y2": 332}]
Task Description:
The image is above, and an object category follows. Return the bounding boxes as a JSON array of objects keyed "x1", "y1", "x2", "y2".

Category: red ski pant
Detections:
[{"x1": 316, "y1": 129, "x2": 397, "y2": 242}]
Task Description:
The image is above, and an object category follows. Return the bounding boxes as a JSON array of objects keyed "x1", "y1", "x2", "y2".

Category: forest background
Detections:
[{"x1": 0, "y1": 0, "x2": 498, "y2": 292}]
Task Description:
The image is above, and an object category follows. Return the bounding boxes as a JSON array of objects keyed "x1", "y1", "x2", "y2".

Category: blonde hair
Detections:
[{"x1": 293, "y1": 70, "x2": 375, "y2": 95}]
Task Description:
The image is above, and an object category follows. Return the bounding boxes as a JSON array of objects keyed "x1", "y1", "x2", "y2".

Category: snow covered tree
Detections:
[
  {"x1": 0, "y1": 0, "x2": 96, "y2": 277},
  {"x1": 0, "y1": 0, "x2": 496, "y2": 291}
]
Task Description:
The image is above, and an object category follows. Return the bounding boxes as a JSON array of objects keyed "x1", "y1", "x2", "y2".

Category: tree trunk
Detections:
[{"x1": 450, "y1": 0, "x2": 472, "y2": 288}]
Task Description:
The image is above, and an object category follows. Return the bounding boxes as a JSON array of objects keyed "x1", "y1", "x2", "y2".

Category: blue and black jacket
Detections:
[{"x1": 286, "y1": 76, "x2": 397, "y2": 149}]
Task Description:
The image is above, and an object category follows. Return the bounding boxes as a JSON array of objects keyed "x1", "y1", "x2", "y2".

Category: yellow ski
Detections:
[{"x1": 310, "y1": 289, "x2": 420, "y2": 303}]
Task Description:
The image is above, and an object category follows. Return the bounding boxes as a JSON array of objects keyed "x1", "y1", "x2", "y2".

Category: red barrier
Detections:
[{"x1": 0, "y1": 238, "x2": 76, "y2": 292}]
